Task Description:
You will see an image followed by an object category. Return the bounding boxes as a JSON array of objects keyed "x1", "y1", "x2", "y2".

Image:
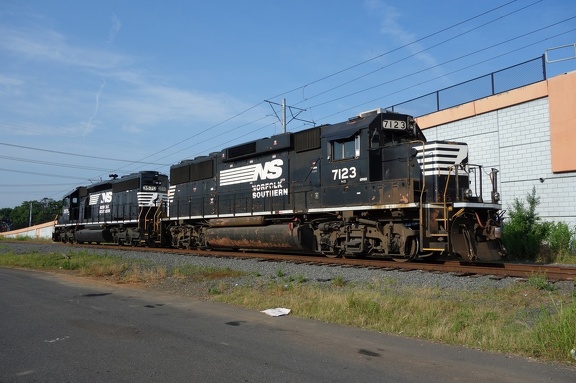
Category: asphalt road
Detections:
[{"x1": 1, "y1": 268, "x2": 574, "y2": 383}]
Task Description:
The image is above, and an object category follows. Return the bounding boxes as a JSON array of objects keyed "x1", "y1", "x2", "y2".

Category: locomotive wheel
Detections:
[
  {"x1": 321, "y1": 244, "x2": 342, "y2": 258},
  {"x1": 320, "y1": 238, "x2": 343, "y2": 258},
  {"x1": 392, "y1": 236, "x2": 418, "y2": 262},
  {"x1": 322, "y1": 251, "x2": 341, "y2": 258}
]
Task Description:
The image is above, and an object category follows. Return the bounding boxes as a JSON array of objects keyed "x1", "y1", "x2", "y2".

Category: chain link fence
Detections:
[{"x1": 387, "y1": 56, "x2": 546, "y2": 117}]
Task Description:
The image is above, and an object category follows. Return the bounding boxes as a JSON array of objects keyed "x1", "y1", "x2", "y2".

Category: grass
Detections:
[
  {"x1": 0, "y1": 235, "x2": 52, "y2": 242},
  {"x1": 0, "y1": 249, "x2": 244, "y2": 284},
  {"x1": 215, "y1": 279, "x2": 576, "y2": 363},
  {"x1": 533, "y1": 297, "x2": 576, "y2": 360},
  {"x1": 1, "y1": 248, "x2": 575, "y2": 364}
]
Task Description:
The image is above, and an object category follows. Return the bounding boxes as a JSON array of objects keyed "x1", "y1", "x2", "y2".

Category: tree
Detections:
[
  {"x1": 0, "y1": 207, "x2": 13, "y2": 232},
  {"x1": 6, "y1": 198, "x2": 62, "y2": 230}
]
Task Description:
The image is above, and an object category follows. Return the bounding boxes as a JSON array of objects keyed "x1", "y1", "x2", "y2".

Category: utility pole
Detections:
[
  {"x1": 282, "y1": 98, "x2": 287, "y2": 133},
  {"x1": 265, "y1": 99, "x2": 313, "y2": 133},
  {"x1": 29, "y1": 202, "x2": 32, "y2": 227}
]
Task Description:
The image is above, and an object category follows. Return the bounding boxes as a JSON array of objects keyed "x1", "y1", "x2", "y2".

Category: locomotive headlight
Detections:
[
  {"x1": 464, "y1": 188, "x2": 473, "y2": 199},
  {"x1": 492, "y1": 192, "x2": 501, "y2": 203}
]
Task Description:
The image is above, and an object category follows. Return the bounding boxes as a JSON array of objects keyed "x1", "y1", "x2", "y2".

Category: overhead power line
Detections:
[
  {"x1": 269, "y1": 0, "x2": 532, "y2": 100},
  {"x1": 131, "y1": 0, "x2": 532, "y2": 169},
  {"x1": 305, "y1": 16, "x2": 576, "y2": 111},
  {"x1": 94, "y1": 101, "x2": 268, "y2": 179},
  {"x1": 0, "y1": 183, "x2": 78, "y2": 187},
  {"x1": 0, "y1": 167, "x2": 88, "y2": 180},
  {"x1": 312, "y1": 27, "x2": 576, "y2": 124},
  {"x1": 0, "y1": 142, "x2": 169, "y2": 166},
  {"x1": 4, "y1": 0, "x2": 561, "y2": 196},
  {"x1": 0, "y1": 154, "x2": 131, "y2": 172},
  {"x1": 293, "y1": 0, "x2": 547, "y2": 108}
]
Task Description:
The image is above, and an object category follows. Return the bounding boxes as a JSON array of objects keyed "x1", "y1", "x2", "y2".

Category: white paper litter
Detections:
[{"x1": 261, "y1": 308, "x2": 291, "y2": 317}]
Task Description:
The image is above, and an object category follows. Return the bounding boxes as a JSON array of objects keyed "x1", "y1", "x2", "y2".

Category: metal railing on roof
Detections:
[{"x1": 387, "y1": 55, "x2": 546, "y2": 117}]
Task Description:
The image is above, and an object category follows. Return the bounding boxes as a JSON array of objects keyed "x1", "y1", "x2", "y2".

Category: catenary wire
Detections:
[
  {"x1": 109, "y1": 0, "x2": 534, "y2": 172},
  {"x1": 267, "y1": 0, "x2": 528, "y2": 99},
  {"x1": 305, "y1": 27, "x2": 576, "y2": 124},
  {"x1": 0, "y1": 142, "x2": 170, "y2": 166},
  {"x1": 291, "y1": 0, "x2": 550, "y2": 107},
  {"x1": 303, "y1": 17, "x2": 576, "y2": 111},
  {"x1": 3, "y1": 0, "x2": 566, "y2": 204},
  {"x1": 152, "y1": 0, "x2": 546, "y2": 165}
]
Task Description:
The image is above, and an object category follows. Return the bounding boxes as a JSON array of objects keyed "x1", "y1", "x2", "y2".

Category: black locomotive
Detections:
[
  {"x1": 53, "y1": 171, "x2": 168, "y2": 246},
  {"x1": 53, "y1": 109, "x2": 504, "y2": 261}
]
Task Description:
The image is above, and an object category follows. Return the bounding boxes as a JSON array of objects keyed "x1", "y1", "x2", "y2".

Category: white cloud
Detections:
[
  {"x1": 0, "y1": 23, "x2": 261, "y2": 141},
  {"x1": 108, "y1": 14, "x2": 122, "y2": 44},
  {"x1": 364, "y1": 0, "x2": 439, "y2": 68},
  {"x1": 0, "y1": 25, "x2": 131, "y2": 70},
  {"x1": 111, "y1": 85, "x2": 254, "y2": 125},
  {"x1": 0, "y1": 74, "x2": 23, "y2": 86}
]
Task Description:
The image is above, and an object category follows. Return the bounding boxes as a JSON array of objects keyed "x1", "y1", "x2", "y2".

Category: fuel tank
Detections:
[
  {"x1": 205, "y1": 224, "x2": 315, "y2": 252},
  {"x1": 75, "y1": 228, "x2": 113, "y2": 243}
]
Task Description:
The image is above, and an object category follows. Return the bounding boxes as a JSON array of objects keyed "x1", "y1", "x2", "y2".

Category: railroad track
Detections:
[{"x1": 58, "y1": 242, "x2": 576, "y2": 282}]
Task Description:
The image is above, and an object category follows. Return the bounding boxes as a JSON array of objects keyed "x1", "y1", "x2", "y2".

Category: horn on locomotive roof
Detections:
[{"x1": 356, "y1": 108, "x2": 395, "y2": 118}]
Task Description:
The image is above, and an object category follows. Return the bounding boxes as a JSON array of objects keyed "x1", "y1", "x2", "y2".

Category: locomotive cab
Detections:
[{"x1": 320, "y1": 109, "x2": 425, "y2": 208}]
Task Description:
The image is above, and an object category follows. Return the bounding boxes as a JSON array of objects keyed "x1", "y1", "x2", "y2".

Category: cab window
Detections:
[{"x1": 332, "y1": 135, "x2": 360, "y2": 161}]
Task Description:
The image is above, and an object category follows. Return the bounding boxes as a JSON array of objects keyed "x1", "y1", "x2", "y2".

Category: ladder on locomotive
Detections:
[
  {"x1": 138, "y1": 205, "x2": 163, "y2": 246},
  {"x1": 421, "y1": 166, "x2": 455, "y2": 253},
  {"x1": 420, "y1": 201, "x2": 449, "y2": 254}
]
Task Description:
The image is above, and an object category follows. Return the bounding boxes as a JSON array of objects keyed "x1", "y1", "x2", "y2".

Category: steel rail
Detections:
[{"x1": 58, "y1": 242, "x2": 576, "y2": 282}]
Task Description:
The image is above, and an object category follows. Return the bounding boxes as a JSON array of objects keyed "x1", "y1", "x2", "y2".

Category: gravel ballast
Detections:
[{"x1": 1, "y1": 241, "x2": 575, "y2": 295}]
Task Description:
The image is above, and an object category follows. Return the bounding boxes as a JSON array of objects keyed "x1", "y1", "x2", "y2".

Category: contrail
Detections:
[{"x1": 85, "y1": 80, "x2": 106, "y2": 136}]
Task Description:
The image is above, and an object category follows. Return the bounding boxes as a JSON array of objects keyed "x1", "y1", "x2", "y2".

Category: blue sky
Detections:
[{"x1": 1, "y1": 0, "x2": 575, "y2": 209}]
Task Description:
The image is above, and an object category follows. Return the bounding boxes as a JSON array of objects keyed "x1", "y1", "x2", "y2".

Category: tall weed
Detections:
[
  {"x1": 502, "y1": 187, "x2": 548, "y2": 261},
  {"x1": 533, "y1": 298, "x2": 576, "y2": 360}
]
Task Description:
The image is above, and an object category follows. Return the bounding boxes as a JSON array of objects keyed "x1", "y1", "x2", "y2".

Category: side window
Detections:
[
  {"x1": 332, "y1": 135, "x2": 360, "y2": 161},
  {"x1": 370, "y1": 129, "x2": 380, "y2": 149}
]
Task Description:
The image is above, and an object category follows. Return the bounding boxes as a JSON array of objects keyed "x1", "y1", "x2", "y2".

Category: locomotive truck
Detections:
[{"x1": 53, "y1": 109, "x2": 504, "y2": 262}]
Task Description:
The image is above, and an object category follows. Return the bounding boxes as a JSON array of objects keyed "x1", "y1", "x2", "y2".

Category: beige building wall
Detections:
[{"x1": 415, "y1": 71, "x2": 576, "y2": 226}]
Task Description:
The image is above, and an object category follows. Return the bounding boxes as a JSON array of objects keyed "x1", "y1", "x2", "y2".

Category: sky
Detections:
[{"x1": 1, "y1": 0, "x2": 575, "y2": 209}]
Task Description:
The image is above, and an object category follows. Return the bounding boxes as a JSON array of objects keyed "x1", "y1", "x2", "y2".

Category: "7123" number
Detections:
[{"x1": 332, "y1": 166, "x2": 357, "y2": 180}]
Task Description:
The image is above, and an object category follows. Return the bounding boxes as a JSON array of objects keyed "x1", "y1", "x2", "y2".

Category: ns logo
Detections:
[
  {"x1": 252, "y1": 159, "x2": 283, "y2": 181},
  {"x1": 89, "y1": 191, "x2": 113, "y2": 205},
  {"x1": 100, "y1": 191, "x2": 113, "y2": 203},
  {"x1": 219, "y1": 159, "x2": 284, "y2": 186}
]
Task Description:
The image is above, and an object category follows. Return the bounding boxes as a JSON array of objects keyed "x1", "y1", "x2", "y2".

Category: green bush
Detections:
[
  {"x1": 502, "y1": 187, "x2": 576, "y2": 263},
  {"x1": 544, "y1": 222, "x2": 576, "y2": 263},
  {"x1": 546, "y1": 222, "x2": 575, "y2": 253},
  {"x1": 502, "y1": 187, "x2": 549, "y2": 261}
]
